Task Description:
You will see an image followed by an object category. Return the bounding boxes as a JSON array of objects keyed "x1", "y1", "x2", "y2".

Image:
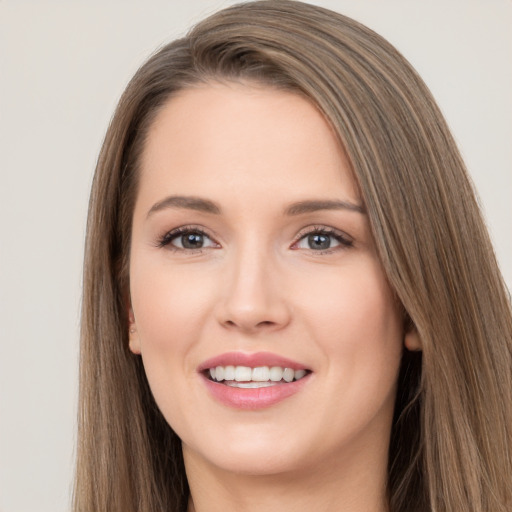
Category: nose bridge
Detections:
[{"x1": 218, "y1": 234, "x2": 289, "y2": 332}]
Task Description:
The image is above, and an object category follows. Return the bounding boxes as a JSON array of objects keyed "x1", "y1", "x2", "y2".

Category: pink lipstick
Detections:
[
  {"x1": 198, "y1": 351, "x2": 309, "y2": 372},
  {"x1": 198, "y1": 351, "x2": 312, "y2": 410}
]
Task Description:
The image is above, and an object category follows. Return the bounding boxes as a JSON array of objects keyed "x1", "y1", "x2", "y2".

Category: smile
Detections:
[
  {"x1": 207, "y1": 365, "x2": 309, "y2": 388},
  {"x1": 199, "y1": 352, "x2": 313, "y2": 409}
]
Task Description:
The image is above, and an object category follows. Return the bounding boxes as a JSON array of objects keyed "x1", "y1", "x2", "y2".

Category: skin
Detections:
[{"x1": 128, "y1": 83, "x2": 417, "y2": 512}]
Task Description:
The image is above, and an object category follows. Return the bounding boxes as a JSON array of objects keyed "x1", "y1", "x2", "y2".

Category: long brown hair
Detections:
[{"x1": 74, "y1": 1, "x2": 512, "y2": 511}]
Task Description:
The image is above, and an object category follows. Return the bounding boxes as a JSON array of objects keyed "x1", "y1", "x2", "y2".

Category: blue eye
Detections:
[
  {"x1": 305, "y1": 233, "x2": 334, "y2": 250},
  {"x1": 158, "y1": 226, "x2": 351, "y2": 253},
  {"x1": 158, "y1": 227, "x2": 218, "y2": 250},
  {"x1": 294, "y1": 228, "x2": 353, "y2": 252},
  {"x1": 176, "y1": 232, "x2": 207, "y2": 249}
]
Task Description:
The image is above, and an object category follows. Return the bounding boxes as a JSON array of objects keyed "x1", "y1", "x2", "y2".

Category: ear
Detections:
[
  {"x1": 128, "y1": 307, "x2": 141, "y2": 355},
  {"x1": 404, "y1": 326, "x2": 422, "y2": 352}
]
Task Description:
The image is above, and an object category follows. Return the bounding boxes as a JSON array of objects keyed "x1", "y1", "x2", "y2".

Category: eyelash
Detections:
[
  {"x1": 156, "y1": 225, "x2": 214, "y2": 252},
  {"x1": 156, "y1": 225, "x2": 354, "y2": 254},
  {"x1": 292, "y1": 225, "x2": 354, "y2": 254}
]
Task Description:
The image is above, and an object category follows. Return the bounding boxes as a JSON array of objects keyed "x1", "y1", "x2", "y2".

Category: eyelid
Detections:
[
  {"x1": 156, "y1": 223, "x2": 353, "y2": 254},
  {"x1": 157, "y1": 224, "x2": 220, "y2": 250},
  {"x1": 291, "y1": 225, "x2": 354, "y2": 252}
]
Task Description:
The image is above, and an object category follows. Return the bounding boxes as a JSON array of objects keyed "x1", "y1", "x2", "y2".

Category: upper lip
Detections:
[{"x1": 198, "y1": 351, "x2": 310, "y2": 372}]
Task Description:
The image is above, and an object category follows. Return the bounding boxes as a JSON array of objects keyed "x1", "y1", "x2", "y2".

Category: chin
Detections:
[
  {"x1": 206, "y1": 452, "x2": 307, "y2": 477},
  {"x1": 183, "y1": 428, "x2": 311, "y2": 476}
]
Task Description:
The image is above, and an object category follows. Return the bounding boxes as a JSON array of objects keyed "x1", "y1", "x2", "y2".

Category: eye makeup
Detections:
[{"x1": 155, "y1": 222, "x2": 354, "y2": 257}]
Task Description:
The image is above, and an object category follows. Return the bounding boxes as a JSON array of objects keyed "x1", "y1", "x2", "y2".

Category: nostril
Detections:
[
  {"x1": 256, "y1": 320, "x2": 275, "y2": 328},
  {"x1": 222, "y1": 319, "x2": 276, "y2": 330},
  {"x1": 217, "y1": 300, "x2": 291, "y2": 333}
]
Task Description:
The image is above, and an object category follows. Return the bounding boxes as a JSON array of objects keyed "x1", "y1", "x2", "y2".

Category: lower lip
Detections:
[{"x1": 201, "y1": 374, "x2": 311, "y2": 410}]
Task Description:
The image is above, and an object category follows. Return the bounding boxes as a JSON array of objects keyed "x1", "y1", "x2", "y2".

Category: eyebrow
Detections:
[
  {"x1": 146, "y1": 195, "x2": 365, "y2": 218},
  {"x1": 284, "y1": 199, "x2": 366, "y2": 215},
  {"x1": 147, "y1": 195, "x2": 221, "y2": 217}
]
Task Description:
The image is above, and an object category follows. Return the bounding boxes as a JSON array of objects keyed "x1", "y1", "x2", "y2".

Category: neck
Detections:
[{"x1": 184, "y1": 442, "x2": 390, "y2": 512}]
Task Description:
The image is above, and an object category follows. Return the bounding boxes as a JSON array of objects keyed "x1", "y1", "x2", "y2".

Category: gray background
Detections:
[{"x1": 1, "y1": 1, "x2": 511, "y2": 511}]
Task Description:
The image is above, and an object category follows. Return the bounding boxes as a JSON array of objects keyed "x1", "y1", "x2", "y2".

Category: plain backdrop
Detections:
[{"x1": 0, "y1": 1, "x2": 511, "y2": 511}]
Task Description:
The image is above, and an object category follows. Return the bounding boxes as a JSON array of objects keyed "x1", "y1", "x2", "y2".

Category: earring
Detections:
[{"x1": 129, "y1": 328, "x2": 136, "y2": 334}]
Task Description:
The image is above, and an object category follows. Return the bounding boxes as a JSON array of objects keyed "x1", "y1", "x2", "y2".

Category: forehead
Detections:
[{"x1": 138, "y1": 82, "x2": 359, "y2": 208}]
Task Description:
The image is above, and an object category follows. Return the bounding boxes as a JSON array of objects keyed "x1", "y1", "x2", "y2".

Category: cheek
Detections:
[
  {"x1": 128, "y1": 258, "x2": 214, "y2": 427},
  {"x1": 290, "y1": 261, "x2": 404, "y2": 445},
  {"x1": 130, "y1": 257, "x2": 216, "y2": 350},
  {"x1": 294, "y1": 258, "x2": 403, "y2": 372}
]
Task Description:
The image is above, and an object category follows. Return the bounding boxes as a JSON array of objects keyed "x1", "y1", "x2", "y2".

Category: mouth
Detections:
[
  {"x1": 198, "y1": 352, "x2": 312, "y2": 409},
  {"x1": 204, "y1": 365, "x2": 311, "y2": 388}
]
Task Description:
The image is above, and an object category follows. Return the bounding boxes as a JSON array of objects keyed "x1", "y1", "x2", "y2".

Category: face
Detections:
[{"x1": 128, "y1": 83, "x2": 406, "y2": 477}]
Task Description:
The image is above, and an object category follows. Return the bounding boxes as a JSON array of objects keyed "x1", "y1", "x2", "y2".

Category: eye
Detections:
[
  {"x1": 293, "y1": 227, "x2": 353, "y2": 252},
  {"x1": 158, "y1": 227, "x2": 219, "y2": 251}
]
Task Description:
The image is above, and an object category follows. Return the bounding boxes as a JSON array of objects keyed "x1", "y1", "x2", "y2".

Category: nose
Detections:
[{"x1": 215, "y1": 244, "x2": 291, "y2": 334}]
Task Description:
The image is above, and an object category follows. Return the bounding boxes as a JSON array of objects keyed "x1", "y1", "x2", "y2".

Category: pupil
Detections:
[
  {"x1": 308, "y1": 233, "x2": 330, "y2": 250},
  {"x1": 182, "y1": 233, "x2": 203, "y2": 249}
]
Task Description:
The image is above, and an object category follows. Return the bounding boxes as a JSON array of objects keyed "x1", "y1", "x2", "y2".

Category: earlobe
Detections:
[
  {"x1": 404, "y1": 328, "x2": 422, "y2": 352},
  {"x1": 128, "y1": 308, "x2": 142, "y2": 355}
]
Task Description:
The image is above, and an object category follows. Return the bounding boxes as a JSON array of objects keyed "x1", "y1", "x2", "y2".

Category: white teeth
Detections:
[
  {"x1": 224, "y1": 365, "x2": 235, "y2": 381},
  {"x1": 283, "y1": 368, "x2": 294, "y2": 382},
  {"x1": 215, "y1": 366, "x2": 225, "y2": 381},
  {"x1": 208, "y1": 365, "x2": 308, "y2": 384},
  {"x1": 226, "y1": 381, "x2": 275, "y2": 388},
  {"x1": 252, "y1": 366, "x2": 270, "y2": 381},
  {"x1": 269, "y1": 366, "x2": 283, "y2": 381},
  {"x1": 294, "y1": 369, "x2": 307, "y2": 380},
  {"x1": 235, "y1": 366, "x2": 252, "y2": 382}
]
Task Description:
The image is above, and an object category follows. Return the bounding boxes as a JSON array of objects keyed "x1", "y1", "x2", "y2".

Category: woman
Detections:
[{"x1": 74, "y1": 1, "x2": 512, "y2": 511}]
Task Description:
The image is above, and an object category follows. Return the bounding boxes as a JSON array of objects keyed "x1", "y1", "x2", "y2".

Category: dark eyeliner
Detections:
[
  {"x1": 294, "y1": 225, "x2": 354, "y2": 252},
  {"x1": 156, "y1": 226, "x2": 211, "y2": 250}
]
